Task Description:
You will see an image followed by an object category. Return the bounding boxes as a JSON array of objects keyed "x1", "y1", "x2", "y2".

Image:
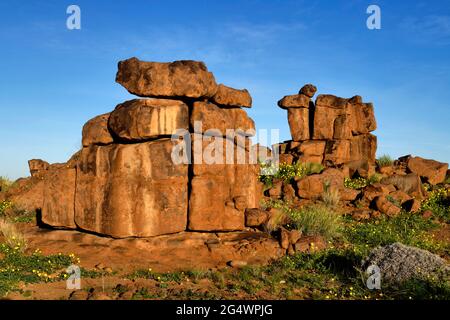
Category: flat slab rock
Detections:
[{"x1": 21, "y1": 225, "x2": 285, "y2": 272}]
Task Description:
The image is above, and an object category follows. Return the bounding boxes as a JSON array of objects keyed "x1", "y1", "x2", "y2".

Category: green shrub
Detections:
[
  {"x1": 421, "y1": 187, "x2": 450, "y2": 222},
  {"x1": 260, "y1": 162, "x2": 324, "y2": 186},
  {"x1": 0, "y1": 177, "x2": 14, "y2": 193},
  {"x1": 376, "y1": 155, "x2": 393, "y2": 167},
  {"x1": 344, "y1": 177, "x2": 368, "y2": 190},
  {"x1": 321, "y1": 182, "x2": 340, "y2": 209},
  {"x1": 0, "y1": 201, "x2": 13, "y2": 216},
  {"x1": 0, "y1": 218, "x2": 27, "y2": 252}
]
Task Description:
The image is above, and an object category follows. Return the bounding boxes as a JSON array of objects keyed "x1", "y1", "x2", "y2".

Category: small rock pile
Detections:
[{"x1": 32, "y1": 58, "x2": 262, "y2": 238}]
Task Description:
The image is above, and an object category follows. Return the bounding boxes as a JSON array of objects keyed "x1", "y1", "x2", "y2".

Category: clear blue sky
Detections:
[{"x1": 1, "y1": 0, "x2": 449, "y2": 179}]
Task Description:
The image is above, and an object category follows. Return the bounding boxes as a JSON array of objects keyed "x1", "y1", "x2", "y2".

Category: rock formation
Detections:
[
  {"x1": 277, "y1": 84, "x2": 377, "y2": 169},
  {"x1": 36, "y1": 57, "x2": 261, "y2": 238}
]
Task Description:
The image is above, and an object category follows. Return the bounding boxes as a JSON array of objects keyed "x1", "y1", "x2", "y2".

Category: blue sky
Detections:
[{"x1": 1, "y1": 0, "x2": 449, "y2": 179}]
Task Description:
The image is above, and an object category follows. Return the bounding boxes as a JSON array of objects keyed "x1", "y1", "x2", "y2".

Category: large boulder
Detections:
[
  {"x1": 313, "y1": 94, "x2": 352, "y2": 140},
  {"x1": 108, "y1": 99, "x2": 189, "y2": 141},
  {"x1": 191, "y1": 101, "x2": 255, "y2": 136},
  {"x1": 407, "y1": 157, "x2": 448, "y2": 185},
  {"x1": 362, "y1": 243, "x2": 449, "y2": 285},
  {"x1": 42, "y1": 167, "x2": 77, "y2": 228},
  {"x1": 188, "y1": 135, "x2": 261, "y2": 231},
  {"x1": 116, "y1": 57, "x2": 218, "y2": 98},
  {"x1": 347, "y1": 98, "x2": 377, "y2": 135},
  {"x1": 287, "y1": 108, "x2": 310, "y2": 141},
  {"x1": 278, "y1": 94, "x2": 310, "y2": 109},
  {"x1": 324, "y1": 134, "x2": 377, "y2": 165},
  {"x1": 82, "y1": 113, "x2": 114, "y2": 147},
  {"x1": 75, "y1": 139, "x2": 189, "y2": 238},
  {"x1": 211, "y1": 84, "x2": 252, "y2": 108}
]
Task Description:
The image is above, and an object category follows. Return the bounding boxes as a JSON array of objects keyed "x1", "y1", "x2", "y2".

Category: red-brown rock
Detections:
[
  {"x1": 116, "y1": 57, "x2": 218, "y2": 98},
  {"x1": 191, "y1": 101, "x2": 255, "y2": 136},
  {"x1": 299, "y1": 84, "x2": 317, "y2": 98},
  {"x1": 42, "y1": 167, "x2": 77, "y2": 228},
  {"x1": 108, "y1": 99, "x2": 189, "y2": 141},
  {"x1": 288, "y1": 108, "x2": 310, "y2": 141},
  {"x1": 75, "y1": 139, "x2": 188, "y2": 238},
  {"x1": 381, "y1": 173, "x2": 424, "y2": 199},
  {"x1": 278, "y1": 94, "x2": 310, "y2": 109},
  {"x1": 407, "y1": 157, "x2": 448, "y2": 185},
  {"x1": 82, "y1": 113, "x2": 114, "y2": 147},
  {"x1": 245, "y1": 208, "x2": 268, "y2": 227},
  {"x1": 374, "y1": 196, "x2": 401, "y2": 217},
  {"x1": 297, "y1": 168, "x2": 344, "y2": 199},
  {"x1": 211, "y1": 84, "x2": 252, "y2": 108},
  {"x1": 28, "y1": 159, "x2": 49, "y2": 178}
]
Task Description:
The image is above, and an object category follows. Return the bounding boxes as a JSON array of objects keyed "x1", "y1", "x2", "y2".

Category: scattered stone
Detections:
[
  {"x1": 402, "y1": 199, "x2": 421, "y2": 213},
  {"x1": 297, "y1": 168, "x2": 343, "y2": 199},
  {"x1": 279, "y1": 228, "x2": 290, "y2": 249},
  {"x1": 422, "y1": 210, "x2": 433, "y2": 219},
  {"x1": 407, "y1": 157, "x2": 448, "y2": 185},
  {"x1": 288, "y1": 229, "x2": 302, "y2": 244},
  {"x1": 245, "y1": 208, "x2": 268, "y2": 227},
  {"x1": 374, "y1": 196, "x2": 401, "y2": 217},
  {"x1": 228, "y1": 260, "x2": 248, "y2": 268}
]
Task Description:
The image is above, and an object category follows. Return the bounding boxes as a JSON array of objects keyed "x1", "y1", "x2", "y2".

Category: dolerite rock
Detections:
[
  {"x1": 287, "y1": 108, "x2": 310, "y2": 141},
  {"x1": 188, "y1": 135, "x2": 260, "y2": 231},
  {"x1": 299, "y1": 84, "x2": 317, "y2": 98},
  {"x1": 75, "y1": 139, "x2": 188, "y2": 238},
  {"x1": 362, "y1": 243, "x2": 450, "y2": 285},
  {"x1": 28, "y1": 159, "x2": 50, "y2": 178},
  {"x1": 313, "y1": 94, "x2": 352, "y2": 140},
  {"x1": 290, "y1": 141, "x2": 325, "y2": 164},
  {"x1": 324, "y1": 134, "x2": 377, "y2": 165},
  {"x1": 373, "y1": 196, "x2": 401, "y2": 217},
  {"x1": 407, "y1": 156, "x2": 449, "y2": 185},
  {"x1": 278, "y1": 94, "x2": 310, "y2": 109},
  {"x1": 211, "y1": 84, "x2": 252, "y2": 108},
  {"x1": 313, "y1": 94, "x2": 376, "y2": 139},
  {"x1": 82, "y1": 113, "x2": 114, "y2": 147},
  {"x1": 191, "y1": 101, "x2": 255, "y2": 136},
  {"x1": 297, "y1": 168, "x2": 343, "y2": 199},
  {"x1": 108, "y1": 99, "x2": 189, "y2": 141},
  {"x1": 116, "y1": 57, "x2": 218, "y2": 98},
  {"x1": 42, "y1": 167, "x2": 77, "y2": 228}
]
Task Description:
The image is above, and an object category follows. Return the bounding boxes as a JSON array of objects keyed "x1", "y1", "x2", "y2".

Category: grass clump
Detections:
[
  {"x1": 0, "y1": 201, "x2": 13, "y2": 216},
  {"x1": 0, "y1": 177, "x2": 14, "y2": 193},
  {"x1": 376, "y1": 155, "x2": 394, "y2": 168},
  {"x1": 0, "y1": 218, "x2": 28, "y2": 253},
  {"x1": 321, "y1": 182, "x2": 340, "y2": 209}
]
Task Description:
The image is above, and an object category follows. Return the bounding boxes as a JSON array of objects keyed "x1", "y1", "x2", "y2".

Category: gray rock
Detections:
[{"x1": 362, "y1": 243, "x2": 449, "y2": 285}]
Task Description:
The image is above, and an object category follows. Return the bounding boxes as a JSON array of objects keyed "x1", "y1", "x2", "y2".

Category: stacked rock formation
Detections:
[
  {"x1": 40, "y1": 57, "x2": 260, "y2": 238},
  {"x1": 277, "y1": 84, "x2": 377, "y2": 170}
]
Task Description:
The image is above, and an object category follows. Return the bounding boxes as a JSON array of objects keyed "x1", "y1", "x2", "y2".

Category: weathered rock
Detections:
[
  {"x1": 191, "y1": 101, "x2": 255, "y2": 136},
  {"x1": 363, "y1": 183, "x2": 395, "y2": 202},
  {"x1": 82, "y1": 113, "x2": 113, "y2": 147},
  {"x1": 288, "y1": 229, "x2": 302, "y2": 244},
  {"x1": 347, "y1": 101, "x2": 377, "y2": 135},
  {"x1": 268, "y1": 180, "x2": 283, "y2": 198},
  {"x1": 407, "y1": 157, "x2": 448, "y2": 185},
  {"x1": 313, "y1": 95, "x2": 351, "y2": 140},
  {"x1": 28, "y1": 159, "x2": 49, "y2": 178},
  {"x1": 323, "y1": 140, "x2": 351, "y2": 165},
  {"x1": 189, "y1": 136, "x2": 260, "y2": 231},
  {"x1": 374, "y1": 196, "x2": 401, "y2": 217},
  {"x1": 297, "y1": 141, "x2": 326, "y2": 156},
  {"x1": 282, "y1": 183, "x2": 296, "y2": 201},
  {"x1": 228, "y1": 260, "x2": 248, "y2": 268},
  {"x1": 381, "y1": 173, "x2": 424, "y2": 199},
  {"x1": 297, "y1": 168, "x2": 344, "y2": 199},
  {"x1": 211, "y1": 84, "x2": 252, "y2": 108},
  {"x1": 340, "y1": 188, "x2": 360, "y2": 201},
  {"x1": 7, "y1": 178, "x2": 44, "y2": 212},
  {"x1": 362, "y1": 243, "x2": 450, "y2": 285},
  {"x1": 299, "y1": 84, "x2": 317, "y2": 98},
  {"x1": 278, "y1": 153, "x2": 294, "y2": 165},
  {"x1": 116, "y1": 57, "x2": 218, "y2": 98},
  {"x1": 278, "y1": 94, "x2": 310, "y2": 109},
  {"x1": 245, "y1": 208, "x2": 268, "y2": 227},
  {"x1": 324, "y1": 134, "x2": 377, "y2": 166},
  {"x1": 108, "y1": 99, "x2": 189, "y2": 141},
  {"x1": 388, "y1": 190, "x2": 412, "y2": 205},
  {"x1": 288, "y1": 108, "x2": 310, "y2": 141},
  {"x1": 280, "y1": 228, "x2": 290, "y2": 249},
  {"x1": 403, "y1": 199, "x2": 421, "y2": 213},
  {"x1": 75, "y1": 139, "x2": 188, "y2": 238},
  {"x1": 42, "y1": 167, "x2": 77, "y2": 228}
]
